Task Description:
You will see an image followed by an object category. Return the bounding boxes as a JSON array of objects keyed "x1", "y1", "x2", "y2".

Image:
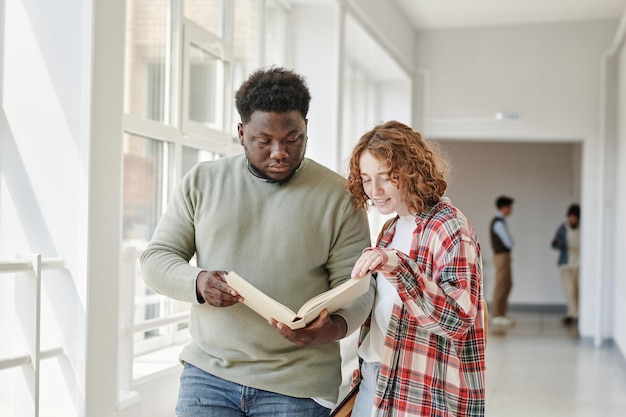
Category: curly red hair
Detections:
[{"x1": 346, "y1": 121, "x2": 448, "y2": 214}]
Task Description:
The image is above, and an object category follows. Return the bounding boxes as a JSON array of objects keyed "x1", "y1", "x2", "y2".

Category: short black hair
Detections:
[
  {"x1": 496, "y1": 196, "x2": 514, "y2": 209},
  {"x1": 235, "y1": 67, "x2": 311, "y2": 124},
  {"x1": 567, "y1": 204, "x2": 580, "y2": 218}
]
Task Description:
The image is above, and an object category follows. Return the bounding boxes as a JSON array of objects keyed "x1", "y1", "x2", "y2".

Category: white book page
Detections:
[{"x1": 226, "y1": 272, "x2": 372, "y2": 330}]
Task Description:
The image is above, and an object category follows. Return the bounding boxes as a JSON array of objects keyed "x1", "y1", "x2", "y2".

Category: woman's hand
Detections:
[{"x1": 351, "y1": 248, "x2": 384, "y2": 278}]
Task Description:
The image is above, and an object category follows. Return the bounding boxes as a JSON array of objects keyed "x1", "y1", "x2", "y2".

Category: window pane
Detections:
[
  {"x1": 265, "y1": 0, "x2": 289, "y2": 67},
  {"x1": 124, "y1": 0, "x2": 170, "y2": 122},
  {"x1": 122, "y1": 133, "x2": 180, "y2": 348},
  {"x1": 122, "y1": 133, "x2": 172, "y2": 242},
  {"x1": 342, "y1": 13, "x2": 411, "y2": 242},
  {"x1": 233, "y1": 0, "x2": 259, "y2": 73},
  {"x1": 185, "y1": 0, "x2": 223, "y2": 37},
  {"x1": 188, "y1": 44, "x2": 227, "y2": 130},
  {"x1": 232, "y1": 0, "x2": 259, "y2": 135},
  {"x1": 182, "y1": 146, "x2": 224, "y2": 175}
]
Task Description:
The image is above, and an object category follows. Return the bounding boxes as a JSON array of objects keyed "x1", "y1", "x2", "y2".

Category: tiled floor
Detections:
[{"x1": 486, "y1": 310, "x2": 626, "y2": 416}]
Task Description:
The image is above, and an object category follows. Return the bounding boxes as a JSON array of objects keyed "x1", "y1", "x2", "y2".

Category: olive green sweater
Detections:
[{"x1": 141, "y1": 154, "x2": 374, "y2": 403}]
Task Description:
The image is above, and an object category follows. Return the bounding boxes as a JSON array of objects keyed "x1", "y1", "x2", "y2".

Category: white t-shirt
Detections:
[{"x1": 359, "y1": 214, "x2": 416, "y2": 363}]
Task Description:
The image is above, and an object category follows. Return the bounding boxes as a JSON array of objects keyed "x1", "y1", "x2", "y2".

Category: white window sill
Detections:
[{"x1": 133, "y1": 344, "x2": 184, "y2": 386}]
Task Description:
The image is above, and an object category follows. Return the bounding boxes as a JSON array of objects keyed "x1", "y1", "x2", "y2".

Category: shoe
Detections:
[{"x1": 491, "y1": 316, "x2": 515, "y2": 326}]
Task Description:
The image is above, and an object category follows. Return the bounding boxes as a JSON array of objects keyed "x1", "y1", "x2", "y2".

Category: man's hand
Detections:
[
  {"x1": 269, "y1": 310, "x2": 347, "y2": 346},
  {"x1": 196, "y1": 270, "x2": 242, "y2": 306}
]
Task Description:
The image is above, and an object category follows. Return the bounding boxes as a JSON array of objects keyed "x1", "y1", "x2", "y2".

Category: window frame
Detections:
[
  {"x1": 181, "y1": 19, "x2": 238, "y2": 155},
  {"x1": 120, "y1": 0, "x2": 292, "y2": 386}
]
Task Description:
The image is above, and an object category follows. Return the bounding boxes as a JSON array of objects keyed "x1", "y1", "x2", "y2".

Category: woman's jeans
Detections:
[
  {"x1": 351, "y1": 361, "x2": 380, "y2": 417},
  {"x1": 176, "y1": 362, "x2": 331, "y2": 417}
]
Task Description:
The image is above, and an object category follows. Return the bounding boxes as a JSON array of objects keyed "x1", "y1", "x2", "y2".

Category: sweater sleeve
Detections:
[
  {"x1": 325, "y1": 199, "x2": 375, "y2": 336},
  {"x1": 140, "y1": 169, "x2": 205, "y2": 304}
]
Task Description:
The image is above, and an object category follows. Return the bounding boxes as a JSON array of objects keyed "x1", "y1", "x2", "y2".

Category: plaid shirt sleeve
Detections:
[{"x1": 365, "y1": 201, "x2": 486, "y2": 416}]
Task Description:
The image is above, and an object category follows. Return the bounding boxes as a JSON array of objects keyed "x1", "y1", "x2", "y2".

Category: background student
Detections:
[
  {"x1": 551, "y1": 204, "x2": 581, "y2": 326},
  {"x1": 490, "y1": 195, "x2": 515, "y2": 327}
]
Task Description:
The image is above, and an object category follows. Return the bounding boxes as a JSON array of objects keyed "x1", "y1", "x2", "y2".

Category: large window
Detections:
[
  {"x1": 184, "y1": 0, "x2": 224, "y2": 36},
  {"x1": 341, "y1": 13, "x2": 412, "y2": 240},
  {"x1": 181, "y1": 20, "x2": 234, "y2": 146},
  {"x1": 264, "y1": 0, "x2": 290, "y2": 67},
  {"x1": 124, "y1": 0, "x2": 171, "y2": 123},
  {"x1": 121, "y1": 0, "x2": 291, "y2": 381}
]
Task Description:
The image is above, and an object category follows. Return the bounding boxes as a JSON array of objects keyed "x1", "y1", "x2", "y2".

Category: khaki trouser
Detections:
[
  {"x1": 492, "y1": 252, "x2": 512, "y2": 317},
  {"x1": 560, "y1": 266, "x2": 579, "y2": 318}
]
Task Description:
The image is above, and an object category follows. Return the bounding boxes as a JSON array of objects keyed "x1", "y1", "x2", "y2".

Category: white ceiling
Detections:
[{"x1": 394, "y1": 0, "x2": 626, "y2": 30}]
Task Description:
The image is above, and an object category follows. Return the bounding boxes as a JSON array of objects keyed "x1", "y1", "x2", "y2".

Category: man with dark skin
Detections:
[
  {"x1": 141, "y1": 67, "x2": 373, "y2": 416},
  {"x1": 197, "y1": 109, "x2": 348, "y2": 346}
]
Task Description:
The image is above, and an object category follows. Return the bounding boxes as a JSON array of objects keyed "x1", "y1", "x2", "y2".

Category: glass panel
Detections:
[
  {"x1": 122, "y1": 133, "x2": 175, "y2": 342},
  {"x1": 233, "y1": 0, "x2": 258, "y2": 73},
  {"x1": 182, "y1": 146, "x2": 224, "y2": 175},
  {"x1": 342, "y1": 13, "x2": 411, "y2": 242},
  {"x1": 124, "y1": 0, "x2": 170, "y2": 122},
  {"x1": 265, "y1": 0, "x2": 289, "y2": 67},
  {"x1": 188, "y1": 44, "x2": 226, "y2": 130},
  {"x1": 185, "y1": 0, "x2": 223, "y2": 37},
  {"x1": 342, "y1": 62, "x2": 375, "y2": 159},
  {"x1": 231, "y1": 0, "x2": 258, "y2": 135},
  {"x1": 122, "y1": 133, "x2": 172, "y2": 243}
]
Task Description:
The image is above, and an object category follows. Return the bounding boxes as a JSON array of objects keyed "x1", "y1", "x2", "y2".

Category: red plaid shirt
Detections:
[{"x1": 358, "y1": 199, "x2": 486, "y2": 416}]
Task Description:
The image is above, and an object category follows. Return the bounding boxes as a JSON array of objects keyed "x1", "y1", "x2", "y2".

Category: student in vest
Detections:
[{"x1": 490, "y1": 195, "x2": 515, "y2": 327}]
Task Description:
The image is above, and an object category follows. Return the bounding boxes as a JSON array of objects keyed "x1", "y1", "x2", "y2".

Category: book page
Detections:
[
  {"x1": 225, "y1": 271, "x2": 298, "y2": 325},
  {"x1": 297, "y1": 276, "x2": 371, "y2": 315},
  {"x1": 297, "y1": 276, "x2": 371, "y2": 326},
  {"x1": 225, "y1": 271, "x2": 372, "y2": 330}
]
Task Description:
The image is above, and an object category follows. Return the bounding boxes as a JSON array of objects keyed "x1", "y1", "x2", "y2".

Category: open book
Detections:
[{"x1": 225, "y1": 271, "x2": 371, "y2": 330}]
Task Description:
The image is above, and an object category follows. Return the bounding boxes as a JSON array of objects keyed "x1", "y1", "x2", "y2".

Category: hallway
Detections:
[{"x1": 486, "y1": 310, "x2": 626, "y2": 416}]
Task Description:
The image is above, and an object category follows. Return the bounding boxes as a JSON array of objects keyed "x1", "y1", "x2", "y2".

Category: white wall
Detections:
[
  {"x1": 416, "y1": 20, "x2": 616, "y2": 141},
  {"x1": 379, "y1": 79, "x2": 412, "y2": 126},
  {"x1": 293, "y1": 0, "x2": 415, "y2": 173},
  {"x1": 437, "y1": 140, "x2": 580, "y2": 307},
  {"x1": 85, "y1": 1, "x2": 127, "y2": 415},
  {"x1": 343, "y1": 0, "x2": 415, "y2": 72},
  {"x1": 612, "y1": 22, "x2": 626, "y2": 358},
  {"x1": 0, "y1": 0, "x2": 89, "y2": 415},
  {"x1": 291, "y1": 2, "x2": 341, "y2": 170},
  {"x1": 0, "y1": 0, "x2": 130, "y2": 416}
]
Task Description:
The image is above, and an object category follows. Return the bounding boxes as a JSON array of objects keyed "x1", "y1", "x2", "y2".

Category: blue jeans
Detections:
[
  {"x1": 351, "y1": 362, "x2": 380, "y2": 417},
  {"x1": 176, "y1": 362, "x2": 331, "y2": 417}
]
